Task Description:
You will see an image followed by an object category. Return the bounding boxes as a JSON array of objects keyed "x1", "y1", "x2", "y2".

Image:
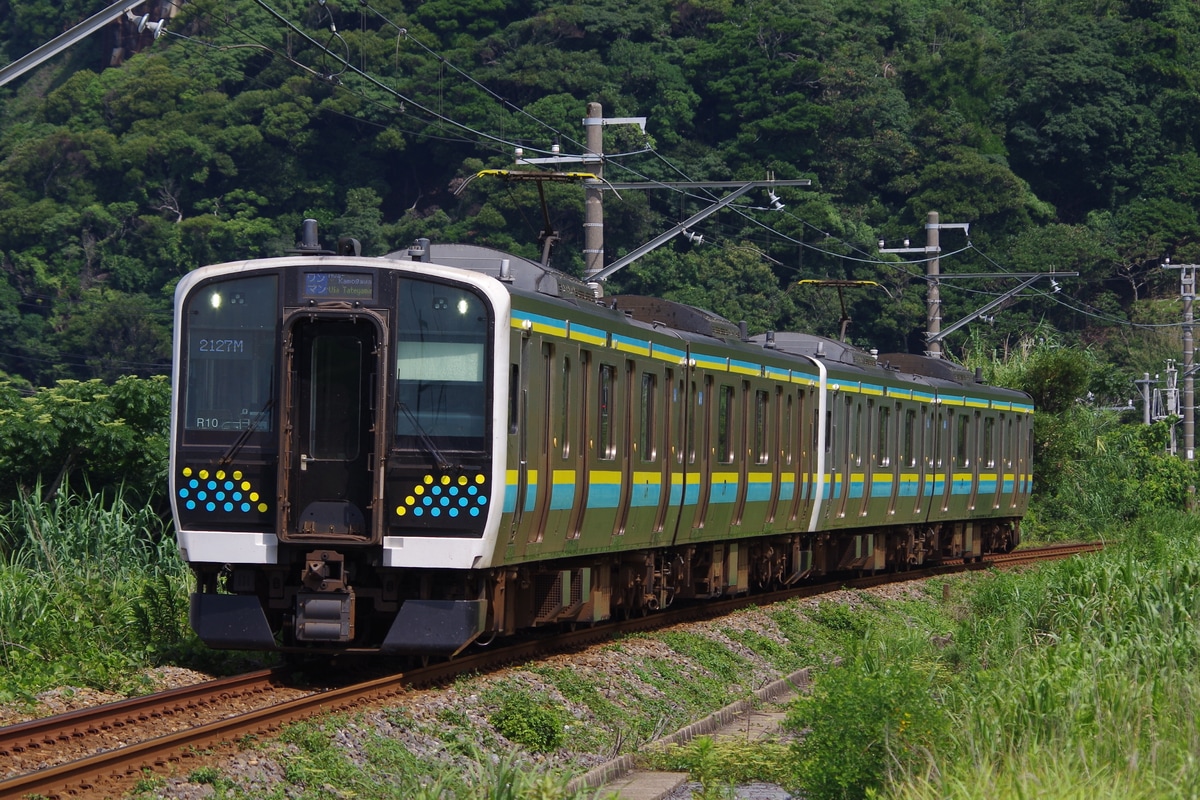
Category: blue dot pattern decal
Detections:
[
  {"x1": 396, "y1": 473, "x2": 488, "y2": 519},
  {"x1": 178, "y1": 467, "x2": 268, "y2": 514}
]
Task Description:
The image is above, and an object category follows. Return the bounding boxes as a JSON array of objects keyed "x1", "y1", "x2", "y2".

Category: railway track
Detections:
[{"x1": 0, "y1": 541, "x2": 1101, "y2": 799}]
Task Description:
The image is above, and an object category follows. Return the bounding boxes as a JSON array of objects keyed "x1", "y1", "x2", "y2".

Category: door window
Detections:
[{"x1": 310, "y1": 336, "x2": 362, "y2": 460}]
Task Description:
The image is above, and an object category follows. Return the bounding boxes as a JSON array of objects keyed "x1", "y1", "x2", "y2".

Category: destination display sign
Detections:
[{"x1": 303, "y1": 272, "x2": 375, "y2": 300}]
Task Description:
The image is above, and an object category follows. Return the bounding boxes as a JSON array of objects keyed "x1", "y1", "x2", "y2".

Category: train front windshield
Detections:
[
  {"x1": 183, "y1": 275, "x2": 278, "y2": 436},
  {"x1": 394, "y1": 279, "x2": 490, "y2": 454}
]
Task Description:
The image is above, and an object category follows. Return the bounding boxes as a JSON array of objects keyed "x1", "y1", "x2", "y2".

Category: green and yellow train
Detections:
[{"x1": 170, "y1": 228, "x2": 1032, "y2": 655}]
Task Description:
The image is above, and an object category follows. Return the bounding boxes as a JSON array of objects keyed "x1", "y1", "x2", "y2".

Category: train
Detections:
[{"x1": 169, "y1": 222, "x2": 1032, "y2": 655}]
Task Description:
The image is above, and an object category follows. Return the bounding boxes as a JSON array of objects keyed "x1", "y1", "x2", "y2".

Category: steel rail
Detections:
[{"x1": 0, "y1": 669, "x2": 281, "y2": 762}]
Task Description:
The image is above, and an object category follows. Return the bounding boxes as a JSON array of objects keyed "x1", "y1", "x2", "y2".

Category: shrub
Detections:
[
  {"x1": 645, "y1": 734, "x2": 795, "y2": 789},
  {"x1": 786, "y1": 640, "x2": 948, "y2": 800},
  {"x1": 488, "y1": 691, "x2": 567, "y2": 753}
]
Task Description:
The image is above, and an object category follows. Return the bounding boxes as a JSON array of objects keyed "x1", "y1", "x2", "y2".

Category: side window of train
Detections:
[
  {"x1": 717, "y1": 384, "x2": 735, "y2": 464},
  {"x1": 674, "y1": 378, "x2": 685, "y2": 465},
  {"x1": 783, "y1": 391, "x2": 794, "y2": 465},
  {"x1": 923, "y1": 407, "x2": 934, "y2": 469},
  {"x1": 640, "y1": 372, "x2": 657, "y2": 462},
  {"x1": 1005, "y1": 417, "x2": 1014, "y2": 470},
  {"x1": 845, "y1": 395, "x2": 856, "y2": 464},
  {"x1": 688, "y1": 380, "x2": 700, "y2": 464},
  {"x1": 903, "y1": 408, "x2": 916, "y2": 467},
  {"x1": 935, "y1": 411, "x2": 946, "y2": 469},
  {"x1": 858, "y1": 399, "x2": 869, "y2": 468},
  {"x1": 599, "y1": 363, "x2": 616, "y2": 460},
  {"x1": 876, "y1": 404, "x2": 891, "y2": 467},
  {"x1": 955, "y1": 412, "x2": 971, "y2": 467},
  {"x1": 795, "y1": 389, "x2": 807, "y2": 462},
  {"x1": 508, "y1": 364, "x2": 519, "y2": 434},
  {"x1": 998, "y1": 417, "x2": 1008, "y2": 472},
  {"x1": 983, "y1": 414, "x2": 995, "y2": 468},
  {"x1": 755, "y1": 389, "x2": 770, "y2": 464},
  {"x1": 561, "y1": 357, "x2": 571, "y2": 459},
  {"x1": 662, "y1": 368, "x2": 674, "y2": 463}
]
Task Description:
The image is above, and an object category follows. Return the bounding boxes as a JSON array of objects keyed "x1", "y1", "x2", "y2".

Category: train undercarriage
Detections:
[
  {"x1": 189, "y1": 518, "x2": 1019, "y2": 656},
  {"x1": 490, "y1": 517, "x2": 1019, "y2": 636}
]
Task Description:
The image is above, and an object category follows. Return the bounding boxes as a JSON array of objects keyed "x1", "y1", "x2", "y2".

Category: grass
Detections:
[
  {"x1": 0, "y1": 485, "x2": 261, "y2": 705},
  {"x1": 779, "y1": 510, "x2": 1200, "y2": 800},
  {"x1": 643, "y1": 734, "x2": 794, "y2": 796}
]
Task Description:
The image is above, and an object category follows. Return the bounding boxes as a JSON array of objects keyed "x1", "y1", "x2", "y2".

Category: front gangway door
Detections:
[{"x1": 280, "y1": 314, "x2": 384, "y2": 543}]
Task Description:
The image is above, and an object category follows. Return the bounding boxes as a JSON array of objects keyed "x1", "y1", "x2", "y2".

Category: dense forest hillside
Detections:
[{"x1": 0, "y1": 0, "x2": 1197, "y2": 397}]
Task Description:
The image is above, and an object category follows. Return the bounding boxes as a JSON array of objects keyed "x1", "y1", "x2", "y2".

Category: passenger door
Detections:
[{"x1": 280, "y1": 314, "x2": 384, "y2": 543}]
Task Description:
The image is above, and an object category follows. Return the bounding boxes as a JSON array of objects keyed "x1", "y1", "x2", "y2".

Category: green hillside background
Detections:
[{"x1": 1, "y1": 0, "x2": 1197, "y2": 393}]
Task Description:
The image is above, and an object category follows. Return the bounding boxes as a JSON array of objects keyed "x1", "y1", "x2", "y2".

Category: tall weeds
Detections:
[
  {"x1": 0, "y1": 485, "x2": 191, "y2": 700},
  {"x1": 886, "y1": 512, "x2": 1200, "y2": 799}
]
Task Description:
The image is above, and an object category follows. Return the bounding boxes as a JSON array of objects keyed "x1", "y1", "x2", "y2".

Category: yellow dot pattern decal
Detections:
[
  {"x1": 395, "y1": 472, "x2": 488, "y2": 519},
  {"x1": 178, "y1": 466, "x2": 269, "y2": 514}
]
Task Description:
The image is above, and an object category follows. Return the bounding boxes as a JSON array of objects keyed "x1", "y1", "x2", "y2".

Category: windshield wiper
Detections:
[
  {"x1": 397, "y1": 401, "x2": 453, "y2": 471},
  {"x1": 218, "y1": 396, "x2": 274, "y2": 466}
]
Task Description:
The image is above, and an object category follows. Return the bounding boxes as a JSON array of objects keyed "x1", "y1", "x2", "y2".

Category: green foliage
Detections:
[
  {"x1": 959, "y1": 329, "x2": 1198, "y2": 533},
  {"x1": 1017, "y1": 348, "x2": 1092, "y2": 415},
  {"x1": 0, "y1": 485, "x2": 193, "y2": 699},
  {"x1": 810, "y1": 599, "x2": 873, "y2": 638},
  {"x1": 186, "y1": 765, "x2": 223, "y2": 786},
  {"x1": 487, "y1": 688, "x2": 568, "y2": 753},
  {"x1": 722, "y1": 626, "x2": 802, "y2": 674},
  {"x1": 0, "y1": 375, "x2": 169, "y2": 506},
  {"x1": 413, "y1": 749, "x2": 594, "y2": 800},
  {"x1": 645, "y1": 734, "x2": 796, "y2": 793},
  {"x1": 657, "y1": 631, "x2": 750, "y2": 685},
  {"x1": 891, "y1": 512, "x2": 1200, "y2": 799},
  {"x1": 0, "y1": 0, "x2": 1195, "y2": 389},
  {"x1": 785, "y1": 637, "x2": 949, "y2": 800}
]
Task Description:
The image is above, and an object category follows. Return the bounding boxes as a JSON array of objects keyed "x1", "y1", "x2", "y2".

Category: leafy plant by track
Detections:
[{"x1": 0, "y1": 485, "x2": 254, "y2": 704}]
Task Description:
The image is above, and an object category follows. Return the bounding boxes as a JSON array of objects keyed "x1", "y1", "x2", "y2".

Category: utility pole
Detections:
[
  {"x1": 927, "y1": 211, "x2": 942, "y2": 358},
  {"x1": 518, "y1": 102, "x2": 646, "y2": 282},
  {"x1": 1164, "y1": 261, "x2": 1196, "y2": 510},
  {"x1": 881, "y1": 215, "x2": 1075, "y2": 356},
  {"x1": 879, "y1": 211, "x2": 970, "y2": 358},
  {"x1": 1186, "y1": 267, "x2": 1195, "y2": 467},
  {"x1": 1136, "y1": 372, "x2": 1154, "y2": 425},
  {"x1": 1163, "y1": 261, "x2": 1196, "y2": 502},
  {"x1": 518, "y1": 102, "x2": 808, "y2": 291},
  {"x1": 583, "y1": 102, "x2": 604, "y2": 281}
]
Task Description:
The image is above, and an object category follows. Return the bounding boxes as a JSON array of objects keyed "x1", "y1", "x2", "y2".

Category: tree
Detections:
[
  {"x1": 0, "y1": 376, "x2": 170, "y2": 505},
  {"x1": 55, "y1": 290, "x2": 170, "y2": 381},
  {"x1": 1000, "y1": 20, "x2": 1149, "y2": 221}
]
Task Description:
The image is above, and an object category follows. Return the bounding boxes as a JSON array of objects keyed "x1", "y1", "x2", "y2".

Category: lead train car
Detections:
[{"x1": 171, "y1": 238, "x2": 1032, "y2": 655}]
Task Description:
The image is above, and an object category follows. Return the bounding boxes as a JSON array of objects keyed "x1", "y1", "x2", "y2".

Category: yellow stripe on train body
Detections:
[
  {"x1": 611, "y1": 333, "x2": 651, "y2": 357},
  {"x1": 506, "y1": 468, "x2": 539, "y2": 485},
  {"x1": 568, "y1": 322, "x2": 607, "y2": 346}
]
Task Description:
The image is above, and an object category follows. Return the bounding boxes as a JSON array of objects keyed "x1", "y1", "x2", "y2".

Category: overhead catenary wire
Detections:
[
  {"x1": 634, "y1": 152, "x2": 1171, "y2": 332},
  {"x1": 249, "y1": 0, "x2": 576, "y2": 158},
  {"x1": 354, "y1": 0, "x2": 586, "y2": 153}
]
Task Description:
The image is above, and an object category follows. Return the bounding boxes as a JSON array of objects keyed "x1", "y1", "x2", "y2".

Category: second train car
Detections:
[{"x1": 170, "y1": 227, "x2": 1032, "y2": 655}]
